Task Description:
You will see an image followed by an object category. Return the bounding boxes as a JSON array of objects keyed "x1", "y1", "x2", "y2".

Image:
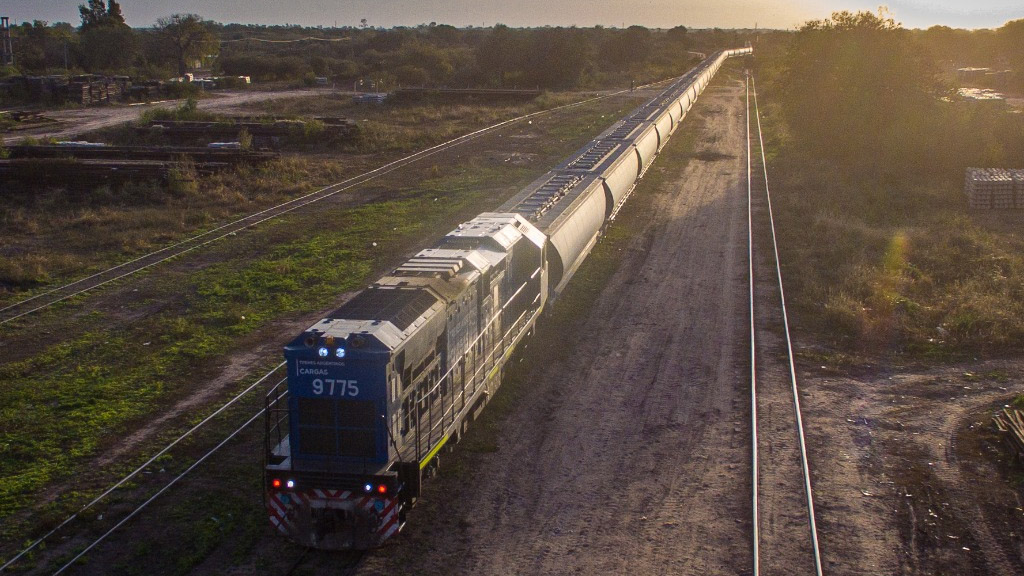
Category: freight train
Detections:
[{"x1": 263, "y1": 47, "x2": 752, "y2": 550}]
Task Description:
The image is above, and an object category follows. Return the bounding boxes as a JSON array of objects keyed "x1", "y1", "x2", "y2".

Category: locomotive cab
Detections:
[
  {"x1": 265, "y1": 213, "x2": 546, "y2": 550},
  {"x1": 267, "y1": 319, "x2": 416, "y2": 549}
]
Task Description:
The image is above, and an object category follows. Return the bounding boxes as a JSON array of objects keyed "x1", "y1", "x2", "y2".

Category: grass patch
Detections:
[
  {"x1": 139, "y1": 97, "x2": 218, "y2": 124},
  {"x1": 758, "y1": 101, "x2": 1024, "y2": 360}
]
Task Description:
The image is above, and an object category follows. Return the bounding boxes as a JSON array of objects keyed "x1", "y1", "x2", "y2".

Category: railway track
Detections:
[
  {"x1": 0, "y1": 66, "x2": 729, "y2": 573},
  {"x1": 0, "y1": 365, "x2": 287, "y2": 573},
  {"x1": 746, "y1": 72, "x2": 824, "y2": 575},
  {"x1": 0, "y1": 84, "x2": 668, "y2": 328},
  {"x1": 49, "y1": 404, "x2": 276, "y2": 575}
]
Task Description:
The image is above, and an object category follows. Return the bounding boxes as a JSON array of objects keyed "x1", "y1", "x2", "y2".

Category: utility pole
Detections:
[{"x1": 1, "y1": 16, "x2": 14, "y2": 67}]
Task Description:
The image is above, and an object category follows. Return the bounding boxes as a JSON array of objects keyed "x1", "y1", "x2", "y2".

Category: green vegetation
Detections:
[
  {"x1": 0, "y1": 95, "x2": 640, "y2": 555},
  {"x1": 0, "y1": 173, "x2": 495, "y2": 519},
  {"x1": 0, "y1": 96, "x2": 588, "y2": 298},
  {"x1": 756, "y1": 9, "x2": 1024, "y2": 358},
  {"x1": 138, "y1": 96, "x2": 218, "y2": 123}
]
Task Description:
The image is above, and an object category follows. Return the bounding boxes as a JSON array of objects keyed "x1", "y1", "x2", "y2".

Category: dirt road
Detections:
[
  {"x1": 357, "y1": 76, "x2": 754, "y2": 575},
  {"x1": 1, "y1": 88, "x2": 327, "y2": 145}
]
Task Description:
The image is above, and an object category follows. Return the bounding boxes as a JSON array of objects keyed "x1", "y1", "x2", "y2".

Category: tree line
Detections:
[
  {"x1": 6, "y1": 1, "x2": 219, "y2": 79},
  {"x1": 759, "y1": 9, "x2": 1024, "y2": 175},
  {"x1": 1, "y1": 1, "x2": 751, "y2": 90}
]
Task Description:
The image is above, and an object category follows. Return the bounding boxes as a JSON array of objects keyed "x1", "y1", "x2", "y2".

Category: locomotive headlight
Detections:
[
  {"x1": 286, "y1": 479, "x2": 295, "y2": 489},
  {"x1": 318, "y1": 347, "x2": 329, "y2": 358},
  {"x1": 364, "y1": 483, "x2": 373, "y2": 493},
  {"x1": 335, "y1": 347, "x2": 346, "y2": 358}
]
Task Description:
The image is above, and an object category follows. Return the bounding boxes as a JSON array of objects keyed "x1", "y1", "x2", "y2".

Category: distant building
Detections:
[{"x1": 1, "y1": 16, "x2": 13, "y2": 67}]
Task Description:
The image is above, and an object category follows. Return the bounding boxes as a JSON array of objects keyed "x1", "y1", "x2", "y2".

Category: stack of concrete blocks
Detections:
[{"x1": 965, "y1": 168, "x2": 1017, "y2": 209}]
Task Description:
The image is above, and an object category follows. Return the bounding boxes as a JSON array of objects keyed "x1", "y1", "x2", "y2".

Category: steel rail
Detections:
[
  {"x1": 746, "y1": 71, "x2": 761, "y2": 576},
  {"x1": 750, "y1": 73, "x2": 824, "y2": 576},
  {"x1": 51, "y1": 398, "x2": 280, "y2": 576},
  {"x1": 0, "y1": 82, "x2": 672, "y2": 327},
  {"x1": 0, "y1": 364, "x2": 287, "y2": 573}
]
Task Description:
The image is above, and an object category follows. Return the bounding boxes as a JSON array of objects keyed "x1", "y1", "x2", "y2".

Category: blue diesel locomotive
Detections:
[{"x1": 264, "y1": 47, "x2": 752, "y2": 550}]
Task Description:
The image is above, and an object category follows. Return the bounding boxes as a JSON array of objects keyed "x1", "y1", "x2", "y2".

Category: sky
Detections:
[{"x1": 3, "y1": 0, "x2": 1022, "y2": 30}]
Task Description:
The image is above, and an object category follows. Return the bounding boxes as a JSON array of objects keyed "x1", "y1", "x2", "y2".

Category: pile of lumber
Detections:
[
  {"x1": 1, "y1": 144, "x2": 277, "y2": 187},
  {"x1": 392, "y1": 87, "x2": 542, "y2": 103},
  {"x1": 6, "y1": 144, "x2": 277, "y2": 164}
]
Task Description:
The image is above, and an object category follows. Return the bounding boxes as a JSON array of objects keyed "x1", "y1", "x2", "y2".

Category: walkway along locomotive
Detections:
[{"x1": 263, "y1": 47, "x2": 752, "y2": 550}]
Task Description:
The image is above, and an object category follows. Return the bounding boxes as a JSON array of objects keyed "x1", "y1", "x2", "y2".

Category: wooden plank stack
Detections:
[
  {"x1": 965, "y1": 168, "x2": 1020, "y2": 209},
  {"x1": 993, "y1": 407, "x2": 1024, "y2": 458}
]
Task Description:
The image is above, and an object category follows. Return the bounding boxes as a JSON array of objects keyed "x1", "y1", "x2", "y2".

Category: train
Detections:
[{"x1": 263, "y1": 46, "x2": 752, "y2": 550}]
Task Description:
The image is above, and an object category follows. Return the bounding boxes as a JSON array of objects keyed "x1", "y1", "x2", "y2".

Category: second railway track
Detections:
[
  {"x1": 0, "y1": 84, "x2": 669, "y2": 328},
  {"x1": 746, "y1": 71, "x2": 824, "y2": 576}
]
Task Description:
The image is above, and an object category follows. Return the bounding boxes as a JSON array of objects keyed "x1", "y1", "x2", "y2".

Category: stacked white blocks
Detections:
[{"x1": 965, "y1": 168, "x2": 1023, "y2": 209}]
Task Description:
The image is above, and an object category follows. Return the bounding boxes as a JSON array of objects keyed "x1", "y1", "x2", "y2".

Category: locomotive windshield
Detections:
[
  {"x1": 285, "y1": 342, "x2": 390, "y2": 464},
  {"x1": 295, "y1": 397, "x2": 377, "y2": 458}
]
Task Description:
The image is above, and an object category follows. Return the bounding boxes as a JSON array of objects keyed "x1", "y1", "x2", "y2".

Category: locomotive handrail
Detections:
[
  {"x1": 422, "y1": 267, "x2": 542, "y2": 401},
  {"x1": 409, "y1": 302, "x2": 544, "y2": 465},
  {"x1": 405, "y1": 267, "x2": 542, "y2": 462},
  {"x1": 428, "y1": 299, "x2": 538, "y2": 440},
  {"x1": 263, "y1": 377, "x2": 291, "y2": 465}
]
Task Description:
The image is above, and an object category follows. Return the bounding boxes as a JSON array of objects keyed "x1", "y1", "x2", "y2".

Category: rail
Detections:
[
  {"x1": 746, "y1": 71, "x2": 824, "y2": 576},
  {"x1": 0, "y1": 81, "x2": 674, "y2": 327},
  {"x1": 0, "y1": 363, "x2": 287, "y2": 573}
]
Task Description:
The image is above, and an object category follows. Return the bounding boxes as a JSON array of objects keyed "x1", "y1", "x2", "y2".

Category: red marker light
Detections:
[
  {"x1": 377, "y1": 484, "x2": 387, "y2": 495},
  {"x1": 272, "y1": 478, "x2": 282, "y2": 488}
]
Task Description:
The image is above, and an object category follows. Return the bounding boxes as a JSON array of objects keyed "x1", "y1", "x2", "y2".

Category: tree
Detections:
[
  {"x1": 106, "y1": 1, "x2": 125, "y2": 25},
  {"x1": 79, "y1": 21, "x2": 137, "y2": 72},
  {"x1": 524, "y1": 27, "x2": 588, "y2": 89},
  {"x1": 476, "y1": 24, "x2": 527, "y2": 86},
  {"x1": 779, "y1": 8, "x2": 939, "y2": 168},
  {"x1": 155, "y1": 14, "x2": 219, "y2": 76},
  {"x1": 600, "y1": 25, "x2": 651, "y2": 69},
  {"x1": 77, "y1": 0, "x2": 136, "y2": 72},
  {"x1": 79, "y1": 0, "x2": 123, "y2": 30},
  {"x1": 998, "y1": 19, "x2": 1024, "y2": 90},
  {"x1": 667, "y1": 25, "x2": 688, "y2": 41},
  {"x1": 79, "y1": 0, "x2": 107, "y2": 29}
]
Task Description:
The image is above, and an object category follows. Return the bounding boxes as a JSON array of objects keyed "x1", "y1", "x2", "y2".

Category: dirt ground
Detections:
[
  {"x1": 802, "y1": 362, "x2": 1024, "y2": 576},
  {"x1": 1, "y1": 88, "x2": 328, "y2": 144}
]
